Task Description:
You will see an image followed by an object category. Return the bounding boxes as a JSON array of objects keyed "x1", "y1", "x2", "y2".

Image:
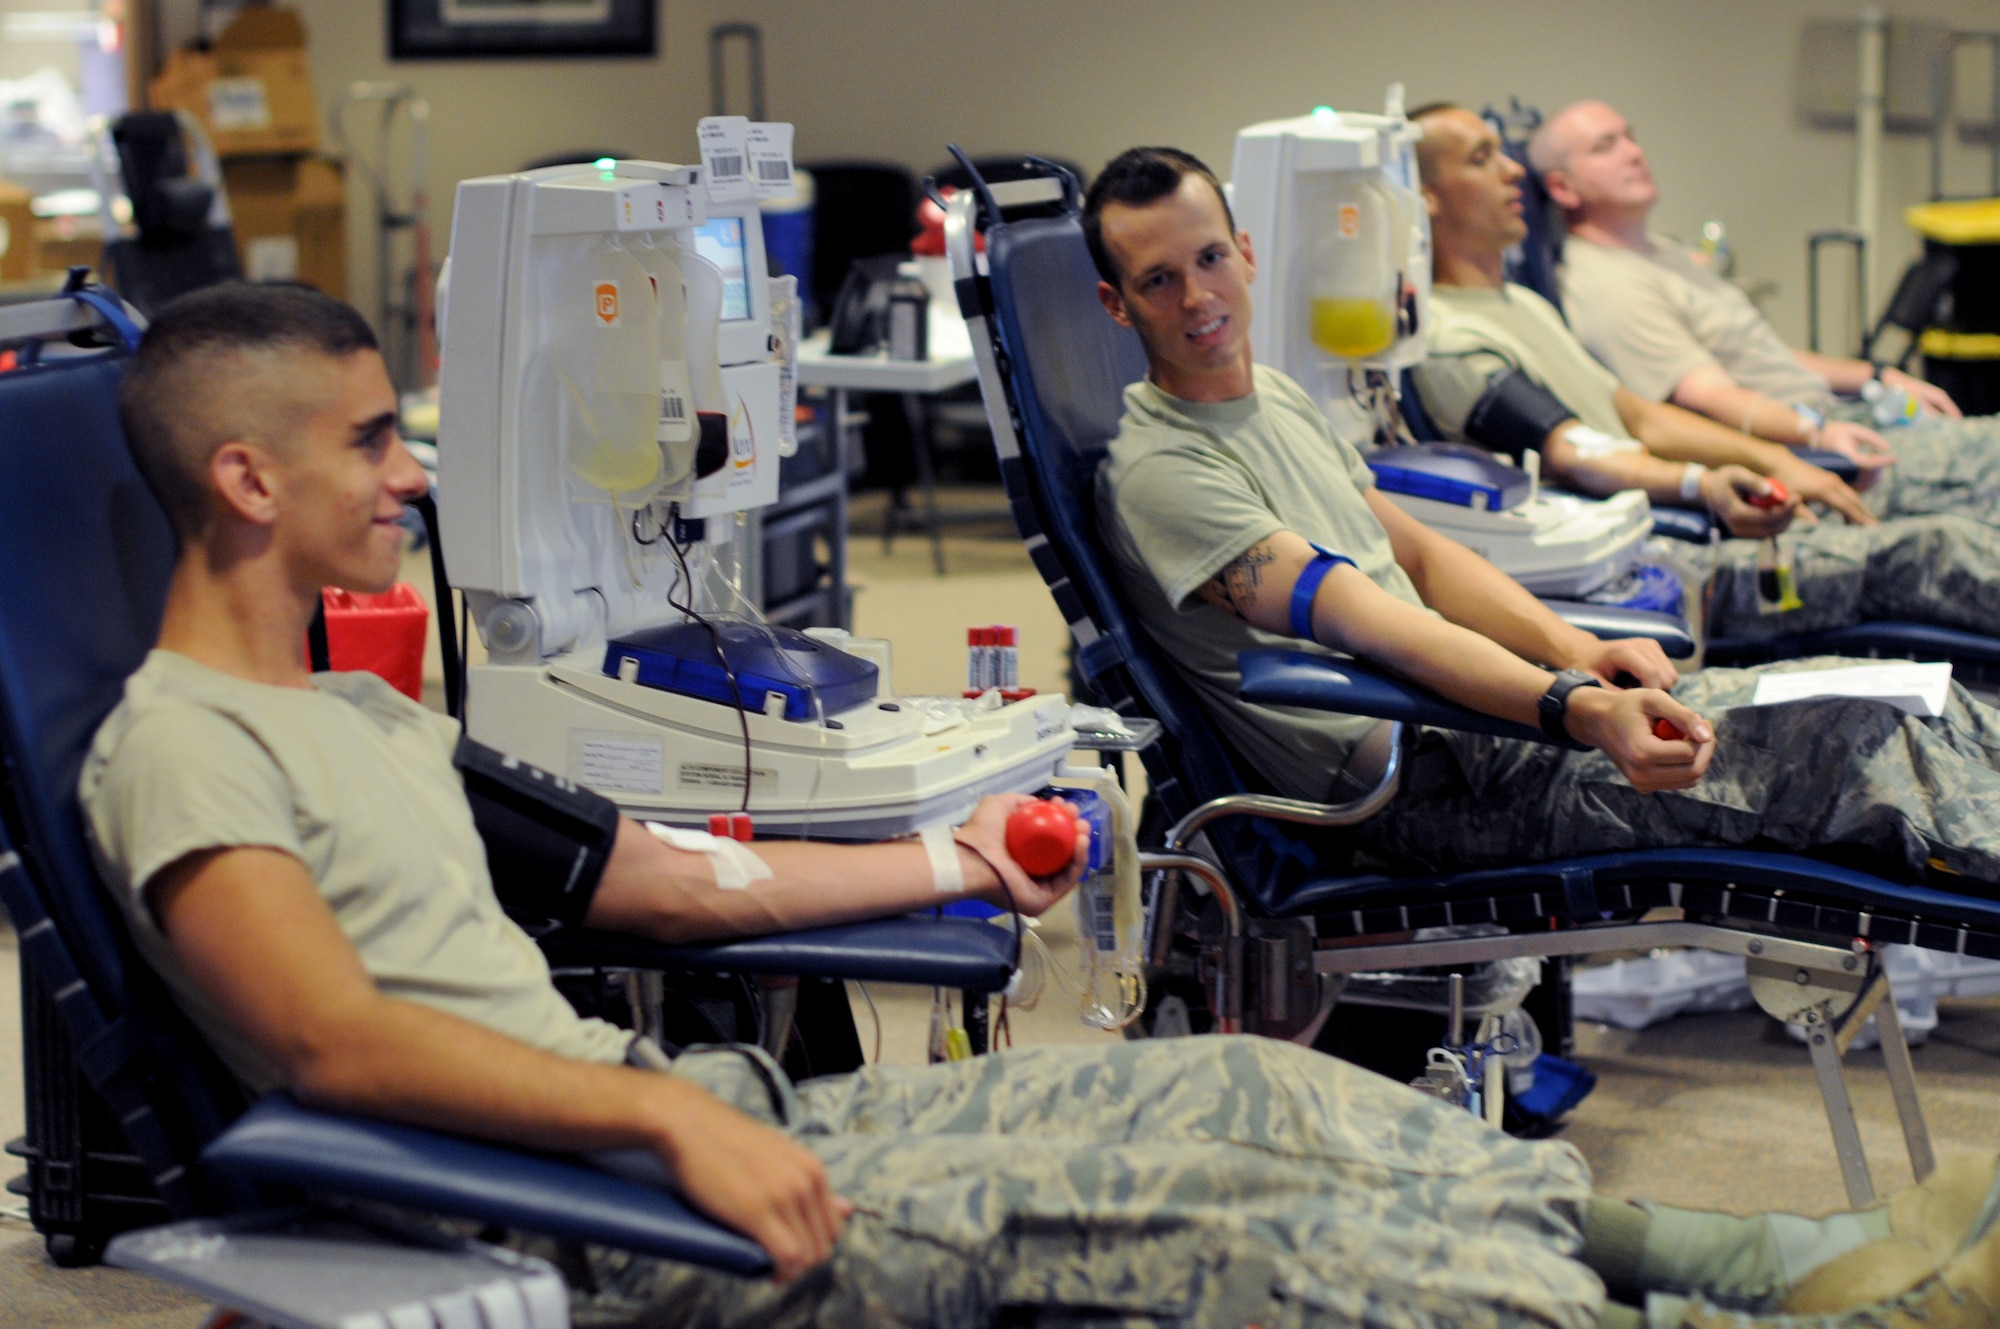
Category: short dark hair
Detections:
[
  {"x1": 1081, "y1": 146, "x2": 1236, "y2": 287},
  {"x1": 120, "y1": 282, "x2": 379, "y2": 537},
  {"x1": 1407, "y1": 102, "x2": 1467, "y2": 187}
]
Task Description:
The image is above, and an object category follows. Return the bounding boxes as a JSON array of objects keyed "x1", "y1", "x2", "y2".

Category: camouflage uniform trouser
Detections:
[
  {"x1": 1849, "y1": 410, "x2": 2000, "y2": 527},
  {"x1": 1699, "y1": 508, "x2": 2000, "y2": 641},
  {"x1": 1690, "y1": 413, "x2": 2000, "y2": 639},
  {"x1": 570, "y1": 1038, "x2": 1602, "y2": 1329},
  {"x1": 1358, "y1": 658, "x2": 2000, "y2": 883}
]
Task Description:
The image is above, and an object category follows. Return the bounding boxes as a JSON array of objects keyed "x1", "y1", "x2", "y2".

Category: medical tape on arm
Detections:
[
  {"x1": 1290, "y1": 542, "x2": 1355, "y2": 642},
  {"x1": 920, "y1": 823, "x2": 965, "y2": 894},
  {"x1": 643, "y1": 822, "x2": 773, "y2": 891},
  {"x1": 1562, "y1": 425, "x2": 1642, "y2": 459}
]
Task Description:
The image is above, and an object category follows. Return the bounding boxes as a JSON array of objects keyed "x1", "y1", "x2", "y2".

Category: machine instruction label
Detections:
[
  {"x1": 570, "y1": 731, "x2": 664, "y2": 794},
  {"x1": 677, "y1": 761, "x2": 779, "y2": 796}
]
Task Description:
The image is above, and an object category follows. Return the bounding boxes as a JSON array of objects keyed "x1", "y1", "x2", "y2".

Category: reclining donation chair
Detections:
[
  {"x1": 943, "y1": 151, "x2": 2000, "y2": 1207},
  {"x1": 1476, "y1": 105, "x2": 2000, "y2": 686},
  {"x1": 0, "y1": 288, "x2": 1017, "y2": 1322}
]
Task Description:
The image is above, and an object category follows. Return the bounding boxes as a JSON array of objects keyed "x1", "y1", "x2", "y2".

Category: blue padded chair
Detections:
[
  {"x1": 945, "y1": 155, "x2": 2000, "y2": 1205},
  {"x1": 0, "y1": 288, "x2": 1009, "y2": 1276}
]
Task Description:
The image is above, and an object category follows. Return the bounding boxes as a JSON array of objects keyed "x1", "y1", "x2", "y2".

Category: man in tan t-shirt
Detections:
[
  {"x1": 1535, "y1": 100, "x2": 2000, "y2": 526},
  {"x1": 1410, "y1": 103, "x2": 2000, "y2": 643}
]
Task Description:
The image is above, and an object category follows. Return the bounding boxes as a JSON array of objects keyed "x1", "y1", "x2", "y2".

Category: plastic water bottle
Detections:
[{"x1": 1861, "y1": 377, "x2": 1919, "y2": 429}]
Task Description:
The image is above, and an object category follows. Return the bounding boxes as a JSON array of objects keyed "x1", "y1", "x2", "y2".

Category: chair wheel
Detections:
[{"x1": 45, "y1": 1230, "x2": 106, "y2": 1267}]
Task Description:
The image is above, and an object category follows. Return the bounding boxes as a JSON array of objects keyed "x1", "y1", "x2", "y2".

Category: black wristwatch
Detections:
[{"x1": 1538, "y1": 669, "x2": 1603, "y2": 743}]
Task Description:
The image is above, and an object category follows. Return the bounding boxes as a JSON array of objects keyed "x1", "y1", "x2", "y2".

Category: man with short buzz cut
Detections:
[
  {"x1": 1407, "y1": 102, "x2": 2000, "y2": 646},
  {"x1": 1535, "y1": 98, "x2": 2000, "y2": 524}
]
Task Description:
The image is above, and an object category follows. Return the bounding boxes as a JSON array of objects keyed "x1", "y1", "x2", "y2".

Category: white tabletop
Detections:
[{"x1": 795, "y1": 327, "x2": 978, "y2": 393}]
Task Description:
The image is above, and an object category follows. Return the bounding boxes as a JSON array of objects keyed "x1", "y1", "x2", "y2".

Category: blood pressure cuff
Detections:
[
  {"x1": 1462, "y1": 367, "x2": 1576, "y2": 459},
  {"x1": 454, "y1": 735, "x2": 621, "y2": 927}
]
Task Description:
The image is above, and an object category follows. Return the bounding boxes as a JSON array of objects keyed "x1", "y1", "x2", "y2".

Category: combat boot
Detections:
[{"x1": 1784, "y1": 1155, "x2": 2000, "y2": 1315}]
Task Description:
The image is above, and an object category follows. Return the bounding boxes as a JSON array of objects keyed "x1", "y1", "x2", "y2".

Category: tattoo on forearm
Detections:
[{"x1": 1202, "y1": 541, "x2": 1278, "y2": 616}]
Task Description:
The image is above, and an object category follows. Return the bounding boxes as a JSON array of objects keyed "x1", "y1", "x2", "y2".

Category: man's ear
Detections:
[
  {"x1": 1097, "y1": 279, "x2": 1134, "y2": 329},
  {"x1": 1237, "y1": 230, "x2": 1256, "y2": 283},
  {"x1": 1542, "y1": 169, "x2": 1580, "y2": 212},
  {"x1": 209, "y1": 440, "x2": 283, "y2": 527},
  {"x1": 1422, "y1": 185, "x2": 1442, "y2": 221}
]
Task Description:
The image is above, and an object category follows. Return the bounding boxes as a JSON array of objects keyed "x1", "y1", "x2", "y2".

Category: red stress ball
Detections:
[
  {"x1": 1747, "y1": 479, "x2": 1789, "y2": 510},
  {"x1": 1005, "y1": 799, "x2": 1079, "y2": 877},
  {"x1": 1653, "y1": 718, "x2": 1688, "y2": 741}
]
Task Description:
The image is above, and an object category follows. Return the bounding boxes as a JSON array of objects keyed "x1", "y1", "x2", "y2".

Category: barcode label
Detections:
[
  {"x1": 746, "y1": 121, "x2": 797, "y2": 201},
  {"x1": 698, "y1": 116, "x2": 755, "y2": 203},
  {"x1": 657, "y1": 359, "x2": 693, "y2": 445}
]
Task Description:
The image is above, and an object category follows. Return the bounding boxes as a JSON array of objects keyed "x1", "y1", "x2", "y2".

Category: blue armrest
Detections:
[
  {"x1": 1539, "y1": 600, "x2": 1695, "y2": 658},
  {"x1": 204, "y1": 1096, "x2": 772, "y2": 1275},
  {"x1": 537, "y1": 915, "x2": 1019, "y2": 991},
  {"x1": 1237, "y1": 649, "x2": 1557, "y2": 745},
  {"x1": 1648, "y1": 505, "x2": 1714, "y2": 543},
  {"x1": 1797, "y1": 447, "x2": 1861, "y2": 483},
  {"x1": 1708, "y1": 621, "x2": 2000, "y2": 670}
]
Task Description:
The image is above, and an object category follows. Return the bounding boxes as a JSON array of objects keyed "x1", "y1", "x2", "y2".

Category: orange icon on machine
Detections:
[{"x1": 594, "y1": 282, "x2": 620, "y2": 326}]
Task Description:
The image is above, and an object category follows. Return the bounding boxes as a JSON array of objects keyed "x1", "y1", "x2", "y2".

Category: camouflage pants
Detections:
[
  {"x1": 1696, "y1": 510, "x2": 2000, "y2": 641},
  {"x1": 572, "y1": 1039, "x2": 1601, "y2": 1329},
  {"x1": 1359, "y1": 658, "x2": 2000, "y2": 883},
  {"x1": 1847, "y1": 411, "x2": 2000, "y2": 527}
]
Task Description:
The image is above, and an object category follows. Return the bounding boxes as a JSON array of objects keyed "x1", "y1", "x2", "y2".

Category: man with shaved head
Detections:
[
  {"x1": 1409, "y1": 102, "x2": 2000, "y2": 647},
  {"x1": 1535, "y1": 99, "x2": 2000, "y2": 524}
]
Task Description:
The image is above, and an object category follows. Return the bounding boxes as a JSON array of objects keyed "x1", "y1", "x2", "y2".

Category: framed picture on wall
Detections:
[{"x1": 390, "y1": 0, "x2": 657, "y2": 59}]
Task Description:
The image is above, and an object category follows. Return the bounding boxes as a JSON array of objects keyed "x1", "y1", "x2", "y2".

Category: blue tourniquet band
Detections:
[{"x1": 1289, "y1": 543, "x2": 1354, "y2": 641}]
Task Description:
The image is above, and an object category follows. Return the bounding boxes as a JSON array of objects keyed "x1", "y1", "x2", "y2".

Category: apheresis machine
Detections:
[
  {"x1": 1231, "y1": 90, "x2": 1657, "y2": 603},
  {"x1": 435, "y1": 122, "x2": 1077, "y2": 840}
]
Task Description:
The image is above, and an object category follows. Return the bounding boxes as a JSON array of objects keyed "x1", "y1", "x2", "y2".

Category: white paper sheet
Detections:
[{"x1": 1747, "y1": 660, "x2": 1953, "y2": 717}]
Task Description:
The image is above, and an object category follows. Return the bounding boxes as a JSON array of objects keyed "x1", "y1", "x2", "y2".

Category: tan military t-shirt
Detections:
[
  {"x1": 1097, "y1": 365, "x2": 1425, "y2": 801},
  {"x1": 81, "y1": 650, "x2": 633, "y2": 1093},
  {"x1": 1560, "y1": 233, "x2": 1832, "y2": 410},
  {"x1": 1414, "y1": 282, "x2": 1635, "y2": 443}
]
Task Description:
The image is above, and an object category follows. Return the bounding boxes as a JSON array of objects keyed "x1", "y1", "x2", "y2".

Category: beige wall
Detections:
[{"x1": 289, "y1": 0, "x2": 2000, "y2": 351}]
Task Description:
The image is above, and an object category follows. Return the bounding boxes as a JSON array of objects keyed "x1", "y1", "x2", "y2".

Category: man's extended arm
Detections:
[
  {"x1": 1195, "y1": 527, "x2": 1712, "y2": 792},
  {"x1": 1614, "y1": 385, "x2": 1878, "y2": 525},
  {"x1": 584, "y1": 795, "x2": 1084, "y2": 944},
  {"x1": 1669, "y1": 364, "x2": 1895, "y2": 474},
  {"x1": 1535, "y1": 420, "x2": 1793, "y2": 537},
  {"x1": 1794, "y1": 349, "x2": 1961, "y2": 418},
  {"x1": 150, "y1": 846, "x2": 847, "y2": 1282}
]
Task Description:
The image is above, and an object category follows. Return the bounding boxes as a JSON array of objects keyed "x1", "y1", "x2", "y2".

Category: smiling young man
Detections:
[
  {"x1": 1535, "y1": 99, "x2": 2000, "y2": 527},
  {"x1": 1409, "y1": 104, "x2": 2000, "y2": 646}
]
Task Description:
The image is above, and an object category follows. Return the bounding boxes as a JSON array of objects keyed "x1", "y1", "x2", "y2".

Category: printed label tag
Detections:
[
  {"x1": 594, "y1": 280, "x2": 621, "y2": 327},
  {"x1": 698, "y1": 116, "x2": 755, "y2": 203},
  {"x1": 657, "y1": 359, "x2": 693, "y2": 444},
  {"x1": 746, "y1": 122, "x2": 796, "y2": 199},
  {"x1": 208, "y1": 77, "x2": 271, "y2": 131},
  {"x1": 677, "y1": 760, "x2": 779, "y2": 795},
  {"x1": 570, "y1": 731, "x2": 664, "y2": 795},
  {"x1": 1337, "y1": 203, "x2": 1361, "y2": 239}
]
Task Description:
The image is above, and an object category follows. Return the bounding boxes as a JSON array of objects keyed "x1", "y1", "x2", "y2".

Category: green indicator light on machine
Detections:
[
  {"x1": 594, "y1": 157, "x2": 616, "y2": 169},
  {"x1": 1312, "y1": 105, "x2": 1335, "y2": 118}
]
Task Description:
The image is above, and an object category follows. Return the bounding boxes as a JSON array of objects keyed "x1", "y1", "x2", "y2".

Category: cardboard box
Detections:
[
  {"x1": 150, "y1": 6, "x2": 319, "y2": 156},
  {"x1": 0, "y1": 182, "x2": 39, "y2": 281},
  {"x1": 223, "y1": 154, "x2": 345, "y2": 298}
]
